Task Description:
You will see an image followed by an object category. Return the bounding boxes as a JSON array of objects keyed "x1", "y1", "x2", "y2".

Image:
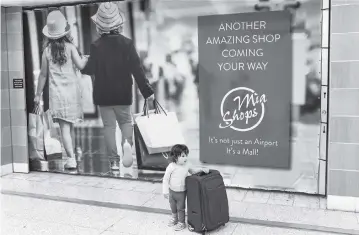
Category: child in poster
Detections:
[{"x1": 34, "y1": 10, "x2": 88, "y2": 169}]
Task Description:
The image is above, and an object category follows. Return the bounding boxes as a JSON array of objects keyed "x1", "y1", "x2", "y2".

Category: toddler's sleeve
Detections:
[{"x1": 162, "y1": 163, "x2": 174, "y2": 195}]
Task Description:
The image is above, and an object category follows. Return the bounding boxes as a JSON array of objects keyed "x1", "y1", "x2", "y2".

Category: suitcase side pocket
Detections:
[
  {"x1": 186, "y1": 178, "x2": 204, "y2": 232},
  {"x1": 202, "y1": 175, "x2": 229, "y2": 230}
]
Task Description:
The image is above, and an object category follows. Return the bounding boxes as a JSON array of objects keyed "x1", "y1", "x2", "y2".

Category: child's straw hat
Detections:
[
  {"x1": 42, "y1": 10, "x2": 71, "y2": 39},
  {"x1": 91, "y1": 2, "x2": 124, "y2": 32}
]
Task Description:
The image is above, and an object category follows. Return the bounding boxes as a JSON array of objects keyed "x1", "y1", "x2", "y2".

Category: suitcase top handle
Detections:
[{"x1": 195, "y1": 170, "x2": 211, "y2": 177}]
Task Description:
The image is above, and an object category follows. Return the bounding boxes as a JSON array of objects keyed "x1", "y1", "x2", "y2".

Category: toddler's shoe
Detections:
[
  {"x1": 168, "y1": 214, "x2": 178, "y2": 227},
  {"x1": 174, "y1": 222, "x2": 186, "y2": 231}
]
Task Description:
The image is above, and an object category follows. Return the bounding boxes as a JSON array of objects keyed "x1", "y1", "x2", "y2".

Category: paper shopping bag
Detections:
[
  {"x1": 43, "y1": 111, "x2": 62, "y2": 156},
  {"x1": 28, "y1": 107, "x2": 45, "y2": 160},
  {"x1": 134, "y1": 100, "x2": 185, "y2": 154},
  {"x1": 134, "y1": 124, "x2": 170, "y2": 171}
]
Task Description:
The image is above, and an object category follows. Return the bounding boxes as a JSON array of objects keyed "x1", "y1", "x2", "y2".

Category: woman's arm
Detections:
[
  {"x1": 81, "y1": 44, "x2": 96, "y2": 76},
  {"x1": 71, "y1": 44, "x2": 88, "y2": 70},
  {"x1": 35, "y1": 51, "x2": 49, "y2": 97},
  {"x1": 162, "y1": 163, "x2": 174, "y2": 196}
]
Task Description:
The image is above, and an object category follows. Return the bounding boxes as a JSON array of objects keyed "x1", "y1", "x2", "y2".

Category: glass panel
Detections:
[
  {"x1": 23, "y1": 0, "x2": 324, "y2": 195},
  {"x1": 322, "y1": 0, "x2": 330, "y2": 9},
  {"x1": 321, "y1": 9, "x2": 329, "y2": 48},
  {"x1": 133, "y1": 0, "x2": 322, "y2": 194},
  {"x1": 321, "y1": 48, "x2": 329, "y2": 86}
]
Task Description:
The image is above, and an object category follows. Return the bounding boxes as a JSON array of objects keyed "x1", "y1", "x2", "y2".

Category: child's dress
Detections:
[{"x1": 45, "y1": 43, "x2": 83, "y2": 123}]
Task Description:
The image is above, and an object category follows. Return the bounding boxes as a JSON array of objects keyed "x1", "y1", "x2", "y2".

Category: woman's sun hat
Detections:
[
  {"x1": 42, "y1": 10, "x2": 71, "y2": 39},
  {"x1": 91, "y1": 2, "x2": 124, "y2": 32}
]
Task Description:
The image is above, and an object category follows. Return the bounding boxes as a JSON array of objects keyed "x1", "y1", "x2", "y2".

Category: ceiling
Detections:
[
  {"x1": 1, "y1": 0, "x2": 259, "y2": 8},
  {"x1": 1, "y1": 0, "x2": 99, "y2": 7}
]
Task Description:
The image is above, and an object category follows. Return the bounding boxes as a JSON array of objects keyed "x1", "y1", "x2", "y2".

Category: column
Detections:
[
  {"x1": 1, "y1": 7, "x2": 13, "y2": 175},
  {"x1": 327, "y1": 0, "x2": 359, "y2": 212},
  {"x1": 5, "y1": 7, "x2": 29, "y2": 173}
]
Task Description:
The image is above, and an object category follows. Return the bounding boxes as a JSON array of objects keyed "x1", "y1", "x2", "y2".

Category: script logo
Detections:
[{"x1": 219, "y1": 87, "x2": 267, "y2": 132}]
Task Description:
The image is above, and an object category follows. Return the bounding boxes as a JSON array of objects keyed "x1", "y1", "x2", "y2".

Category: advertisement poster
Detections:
[
  {"x1": 23, "y1": 0, "x2": 323, "y2": 194},
  {"x1": 198, "y1": 11, "x2": 292, "y2": 168}
]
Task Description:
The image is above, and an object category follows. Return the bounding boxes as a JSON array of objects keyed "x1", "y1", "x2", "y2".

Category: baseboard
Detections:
[
  {"x1": 13, "y1": 163, "x2": 29, "y2": 173},
  {"x1": 1, "y1": 164, "x2": 13, "y2": 176},
  {"x1": 327, "y1": 195, "x2": 359, "y2": 212}
]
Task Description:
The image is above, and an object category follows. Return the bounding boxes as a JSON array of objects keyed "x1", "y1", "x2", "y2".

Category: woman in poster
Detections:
[
  {"x1": 34, "y1": 10, "x2": 88, "y2": 169},
  {"x1": 82, "y1": 2, "x2": 154, "y2": 171}
]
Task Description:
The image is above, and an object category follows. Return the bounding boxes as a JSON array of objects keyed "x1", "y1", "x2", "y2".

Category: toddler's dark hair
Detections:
[{"x1": 170, "y1": 144, "x2": 189, "y2": 163}]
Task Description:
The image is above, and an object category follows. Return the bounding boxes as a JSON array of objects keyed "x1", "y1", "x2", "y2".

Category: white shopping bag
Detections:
[
  {"x1": 43, "y1": 110, "x2": 62, "y2": 155},
  {"x1": 44, "y1": 132, "x2": 62, "y2": 155},
  {"x1": 134, "y1": 101, "x2": 185, "y2": 154},
  {"x1": 28, "y1": 108, "x2": 45, "y2": 160}
]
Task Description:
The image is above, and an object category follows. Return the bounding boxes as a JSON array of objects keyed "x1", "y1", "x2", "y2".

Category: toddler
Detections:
[{"x1": 162, "y1": 144, "x2": 208, "y2": 231}]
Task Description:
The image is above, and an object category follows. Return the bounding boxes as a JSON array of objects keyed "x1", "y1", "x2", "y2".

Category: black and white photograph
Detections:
[{"x1": 3, "y1": 0, "x2": 359, "y2": 234}]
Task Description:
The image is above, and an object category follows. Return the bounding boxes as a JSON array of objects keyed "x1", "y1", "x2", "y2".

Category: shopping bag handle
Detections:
[
  {"x1": 162, "y1": 152, "x2": 169, "y2": 159},
  {"x1": 142, "y1": 99, "x2": 150, "y2": 118},
  {"x1": 153, "y1": 99, "x2": 167, "y2": 116}
]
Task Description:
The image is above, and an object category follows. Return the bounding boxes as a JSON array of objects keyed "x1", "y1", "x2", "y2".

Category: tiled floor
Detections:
[
  {"x1": 1, "y1": 194, "x2": 339, "y2": 235},
  {"x1": 1, "y1": 172, "x2": 359, "y2": 232}
]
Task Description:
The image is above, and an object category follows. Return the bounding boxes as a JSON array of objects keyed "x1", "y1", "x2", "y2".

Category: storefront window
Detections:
[{"x1": 23, "y1": 0, "x2": 324, "y2": 194}]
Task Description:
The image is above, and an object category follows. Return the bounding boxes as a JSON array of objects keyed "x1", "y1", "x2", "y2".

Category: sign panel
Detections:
[
  {"x1": 198, "y1": 11, "x2": 292, "y2": 168},
  {"x1": 13, "y1": 78, "x2": 24, "y2": 89}
]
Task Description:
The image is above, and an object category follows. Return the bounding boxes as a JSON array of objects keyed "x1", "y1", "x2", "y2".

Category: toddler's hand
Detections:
[
  {"x1": 163, "y1": 193, "x2": 169, "y2": 199},
  {"x1": 202, "y1": 168, "x2": 210, "y2": 174}
]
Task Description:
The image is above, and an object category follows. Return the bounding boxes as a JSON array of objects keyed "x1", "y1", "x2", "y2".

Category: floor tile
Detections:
[
  {"x1": 229, "y1": 201, "x2": 249, "y2": 218},
  {"x1": 142, "y1": 194, "x2": 169, "y2": 209},
  {"x1": 206, "y1": 223, "x2": 238, "y2": 235},
  {"x1": 1, "y1": 214, "x2": 102, "y2": 235},
  {"x1": 75, "y1": 176, "x2": 105, "y2": 187},
  {"x1": 293, "y1": 195, "x2": 320, "y2": 209},
  {"x1": 108, "y1": 211, "x2": 149, "y2": 234},
  {"x1": 101, "y1": 231, "x2": 132, "y2": 235},
  {"x1": 233, "y1": 223, "x2": 335, "y2": 235},
  {"x1": 243, "y1": 203, "x2": 311, "y2": 223},
  {"x1": 27, "y1": 173, "x2": 52, "y2": 182},
  {"x1": 243, "y1": 202, "x2": 359, "y2": 230},
  {"x1": 319, "y1": 197, "x2": 327, "y2": 210},
  {"x1": 131, "y1": 181, "x2": 158, "y2": 193},
  {"x1": 152, "y1": 182, "x2": 163, "y2": 195},
  {"x1": 2, "y1": 173, "x2": 33, "y2": 180},
  {"x1": 267, "y1": 192, "x2": 295, "y2": 206},
  {"x1": 100, "y1": 188, "x2": 154, "y2": 206},
  {"x1": 243, "y1": 190, "x2": 270, "y2": 204},
  {"x1": 93, "y1": 178, "x2": 133, "y2": 190},
  {"x1": 61, "y1": 176, "x2": 89, "y2": 185},
  {"x1": 2, "y1": 195, "x2": 125, "y2": 230},
  {"x1": 137, "y1": 213, "x2": 193, "y2": 235},
  {"x1": 226, "y1": 188, "x2": 247, "y2": 202}
]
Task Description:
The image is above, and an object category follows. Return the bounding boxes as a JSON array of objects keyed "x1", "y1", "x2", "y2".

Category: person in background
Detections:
[
  {"x1": 82, "y1": 2, "x2": 154, "y2": 171},
  {"x1": 162, "y1": 144, "x2": 209, "y2": 231},
  {"x1": 34, "y1": 10, "x2": 88, "y2": 169}
]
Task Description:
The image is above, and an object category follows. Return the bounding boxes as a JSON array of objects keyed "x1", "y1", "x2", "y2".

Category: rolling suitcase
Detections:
[{"x1": 186, "y1": 169, "x2": 229, "y2": 233}]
